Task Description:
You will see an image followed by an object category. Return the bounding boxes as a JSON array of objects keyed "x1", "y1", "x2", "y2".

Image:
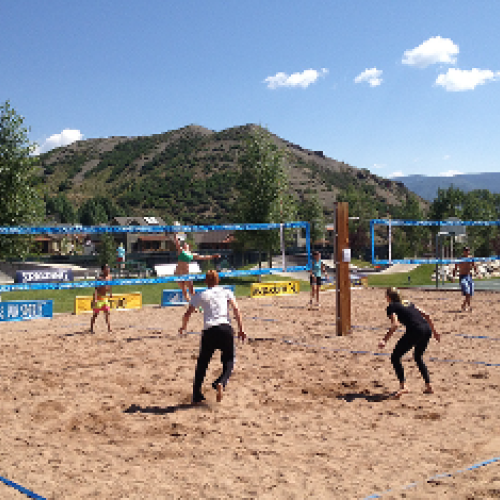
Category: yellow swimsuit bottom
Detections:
[{"x1": 93, "y1": 296, "x2": 110, "y2": 312}]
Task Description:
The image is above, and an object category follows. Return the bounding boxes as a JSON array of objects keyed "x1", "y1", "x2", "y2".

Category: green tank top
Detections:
[{"x1": 178, "y1": 250, "x2": 194, "y2": 263}]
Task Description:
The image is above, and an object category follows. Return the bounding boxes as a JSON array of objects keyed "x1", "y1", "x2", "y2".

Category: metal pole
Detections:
[
  {"x1": 280, "y1": 223, "x2": 286, "y2": 272},
  {"x1": 388, "y1": 217, "x2": 392, "y2": 264},
  {"x1": 441, "y1": 235, "x2": 445, "y2": 285},
  {"x1": 435, "y1": 233, "x2": 439, "y2": 289}
]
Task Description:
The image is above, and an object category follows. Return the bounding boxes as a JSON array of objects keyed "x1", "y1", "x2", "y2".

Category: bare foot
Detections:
[
  {"x1": 423, "y1": 386, "x2": 434, "y2": 394},
  {"x1": 392, "y1": 387, "x2": 409, "y2": 399},
  {"x1": 216, "y1": 383, "x2": 224, "y2": 402}
]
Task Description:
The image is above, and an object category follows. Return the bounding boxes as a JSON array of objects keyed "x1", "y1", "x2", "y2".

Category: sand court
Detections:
[{"x1": 1, "y1": 288, "x2": 500, "y2": 499}]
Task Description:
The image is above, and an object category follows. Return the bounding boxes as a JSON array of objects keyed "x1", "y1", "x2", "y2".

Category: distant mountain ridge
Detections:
[
  {"x1": 38, "y1": 123, "x2": 421, "y2": 224},
  {"x1": 393, "y1": 173, "x2": 500, "y2": 201}
]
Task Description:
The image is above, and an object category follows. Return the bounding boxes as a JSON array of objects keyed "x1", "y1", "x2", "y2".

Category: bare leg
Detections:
[
  {"x1": 90, "y1": 312, "x2": 98, "y2": 333},
  {"x1": 315, "y1": 283, "x2": 320, "y2": 305},
  {"x1": 393, "y1": 383, "x2": 409, "y2": 398},
  {"x1": 465, "y1": 294, "x2": 472, "y2": 311},
  {"x1": 180, "y1": 281, "x2": 190, "y2": 302},
  {"x1": 104, "y1": 310, "x2": 112, "y2": 333},
  {"x1": 216, "y1": 383, "x2": 224, "y2": 402}
]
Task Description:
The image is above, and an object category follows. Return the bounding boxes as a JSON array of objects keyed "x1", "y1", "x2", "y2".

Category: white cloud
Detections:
[
  {"x1": 354, "y1": 67, "x2": 383, "y2": 87},
  {"x1": 439, "y1": 170, "x2": 463, "y2": 177},
  {"x1": 435, "y1": 68, "x2": 500, "y2": 91},
  {"x1": 372, "y1": 163, "x2": 385, "y2": 169},
  {"x1": 34, "y1": 129, "x2": 84, "y2": 155},
  {"x1": 443, "y1": 155, "x2": 451, "y2": 160},
  {"x1": 389, "y1": 171, "x2": 405, "y2": 178},
  {"x1": 264, "y1": 68, "x2": 328, "y2": 89},
  {"x1": 402, "y1": 36, "x2": 459, "y2": 68}
]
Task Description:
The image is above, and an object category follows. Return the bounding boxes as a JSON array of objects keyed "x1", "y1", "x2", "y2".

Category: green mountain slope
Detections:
[{"x1": 37, "y1": 124, "x2": 418, "y2": 224}]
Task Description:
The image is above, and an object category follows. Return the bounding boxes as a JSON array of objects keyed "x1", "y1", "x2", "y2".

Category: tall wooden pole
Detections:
[{"x1": 335, "y1": 202, "x2": 351, "y2": 336}]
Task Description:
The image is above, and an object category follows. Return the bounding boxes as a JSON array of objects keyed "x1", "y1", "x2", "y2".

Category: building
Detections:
[{"x1": 111, "y1": 216, "x2": 174, "y2": 253}]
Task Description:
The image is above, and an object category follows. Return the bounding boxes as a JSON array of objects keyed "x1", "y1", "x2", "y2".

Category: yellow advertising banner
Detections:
[
  {"x1": 250, "y1": 281, "x2": 300, "y2": 298},
  {"x1": 74, "y1": 293, "x2": 142, "y2": 314}
]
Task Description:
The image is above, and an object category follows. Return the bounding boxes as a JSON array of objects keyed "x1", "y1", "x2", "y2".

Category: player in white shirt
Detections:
[{"x1": 179, "y1": 270, "x2": 246, "y2": 403}]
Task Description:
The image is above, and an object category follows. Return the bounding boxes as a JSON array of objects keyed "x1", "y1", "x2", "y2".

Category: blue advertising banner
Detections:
[
  {"x1": 0, "y1": 300, "x2": 53, "y2": 322},
  {"x1": 15, "y1": 269, "x2": 74, "y2": 283},
  {"x1": 161, "y1": 286, "x2": 236, "y2": 307}
]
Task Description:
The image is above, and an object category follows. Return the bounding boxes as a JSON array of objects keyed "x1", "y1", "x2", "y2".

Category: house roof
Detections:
[
  {"x1": 193, "y1": 231, "x2": 235, "y2": 244},
  {"x1": 112, "y1": 216, "x2": 167, "y2": 226}
]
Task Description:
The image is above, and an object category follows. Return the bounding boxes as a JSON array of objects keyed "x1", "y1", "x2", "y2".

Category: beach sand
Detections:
[{"x1": 1, "y1": 288, "x2": 499, "y2": 499}]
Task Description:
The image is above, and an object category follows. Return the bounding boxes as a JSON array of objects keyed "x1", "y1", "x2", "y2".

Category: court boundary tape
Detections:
[
  {"x1": 0, "y1": 475, "x2": 45, "y2": 499},
  {"x1": 247, "y1": 317, "x2": 500, "y2": 367},
  {"x1": 362, "y1": 455, "x2": 500, "y2": 499}
]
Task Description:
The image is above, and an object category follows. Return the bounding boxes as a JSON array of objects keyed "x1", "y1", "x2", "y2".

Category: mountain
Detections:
[
  {"x1": 392, "y1": 173, "x2": 500, "y2": 201},
  {"x1": 37, "y1": 124, "x2": 420, "y2": 224}
]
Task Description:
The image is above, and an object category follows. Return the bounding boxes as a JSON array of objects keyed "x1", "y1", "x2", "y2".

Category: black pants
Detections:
[
  {"x1": 193, "y1": 324, "x2": 235, "y2": 401},
  {"x1": 391, "y1": 328, "x2": 432, "y2": 384}
]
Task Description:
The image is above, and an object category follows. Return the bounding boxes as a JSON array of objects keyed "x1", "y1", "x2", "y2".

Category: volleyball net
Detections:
[
  {"x1": 0, "y1": 221, "x2": 311, "y2": 293},
  {"x1": 370, "y1": 219, "x2": 500, "y2": 265}
]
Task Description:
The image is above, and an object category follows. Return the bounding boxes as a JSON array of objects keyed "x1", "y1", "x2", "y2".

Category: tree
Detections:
[
  {"x1": 0, "y1": 101, "x2": 44, "y2": 260},
  {"x1": 98, "y1": 233, "x2": 117, "y2": 267},
  {"x1": 392, "y1": 193, "x2": 427, "y2": 259},
  {"x1": 236, "y1": 127, "x2": 297, "y2": 267},
  {"x1": 461, "y1": 189, "x2": 497, "y2": 256},
  {"x1": 428, "y1": 186, "x2": 464, "y2": 221},
  {"x1": 337, "y1": 185, "x2": 378, "y2": 260},
  {"x1": 298, "y1": 191, "x2": 325, "y2": 245},
  {"x1": 78, "y1": 198, "x2": 109, "y2": 226},
  {"x1": 46, "y1": 193, "x2": 77, "y2": 223}
]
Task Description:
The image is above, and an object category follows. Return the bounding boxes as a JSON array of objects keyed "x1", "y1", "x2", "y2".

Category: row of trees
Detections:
[
  {"x1": 3, "y1": 99, "x2": 500, "y2": 263},
  {"x1": 0, "y1": 101, "x2": 323, "y2": 261},
  {"x1": 45, "y1": 193, "x2": 126, "y2": 226},
  {"x1": 373, "y1": 186, "x2": 500, "y2": 260}
]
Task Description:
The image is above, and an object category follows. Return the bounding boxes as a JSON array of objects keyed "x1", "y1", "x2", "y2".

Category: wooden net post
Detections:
[{"x1": 335, "y1": 202, "x2": 351, "y2": 336}]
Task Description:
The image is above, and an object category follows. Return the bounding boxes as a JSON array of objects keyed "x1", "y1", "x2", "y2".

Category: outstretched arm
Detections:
[
  {"x1": 192, "y1": 253, "x2": 221, "y2": 261},
  {"x1": 229, "y1": 298, "x2": 246, "y2": 342},
  {"x1": 173, "y1": 234, "x2": 182, "y2": 254},
  {"x1": 379, "y1": 314, "x2": 399, "y2": 349}
]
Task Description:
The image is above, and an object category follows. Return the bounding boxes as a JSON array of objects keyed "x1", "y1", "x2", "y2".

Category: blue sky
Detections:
[{"x1": 2, "y1": 1, "x2": 500, "y2": 178}]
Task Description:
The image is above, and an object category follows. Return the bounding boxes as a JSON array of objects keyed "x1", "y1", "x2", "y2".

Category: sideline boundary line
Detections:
[
  {"x1": 363, "y1": 455, "x2": 500, "y2": 499},
  {"x1": 0, "y1": 475, "x2": 46, "y2": 499},
  {"x1": 248, "y1": 318, "x2": 500, "y2": 367}
]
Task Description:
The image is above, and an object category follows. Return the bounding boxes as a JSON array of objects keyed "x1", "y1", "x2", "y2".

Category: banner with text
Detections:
[
  {"x1": 250, "y1": 281, "x2": 300, "y2": 298},
  {"x1": 74, "y1": 293, "x2": 142, "y2": 314},
  {"x1": 0, "y1": 300, "x2": 53, "y2": 322},
  {"x1": 15, "y1": 269, "x2": 74, "y2": 283}
]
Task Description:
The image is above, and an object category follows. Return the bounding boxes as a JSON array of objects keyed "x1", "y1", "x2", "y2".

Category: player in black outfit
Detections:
[{"x1": 378, "y1": 287, "x2": 440, "y2": 398}]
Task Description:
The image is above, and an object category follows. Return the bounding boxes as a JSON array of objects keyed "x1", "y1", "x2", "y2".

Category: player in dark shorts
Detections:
[
  {"x1": 378, "y1": 287, "x2": 440, "y2": 398},
  {"x1": 309, "y1": 251, "x2": 328, "y2": 308},
  {"x1": 452, "y1": 246, "x2": 478, "y2": 312}
]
